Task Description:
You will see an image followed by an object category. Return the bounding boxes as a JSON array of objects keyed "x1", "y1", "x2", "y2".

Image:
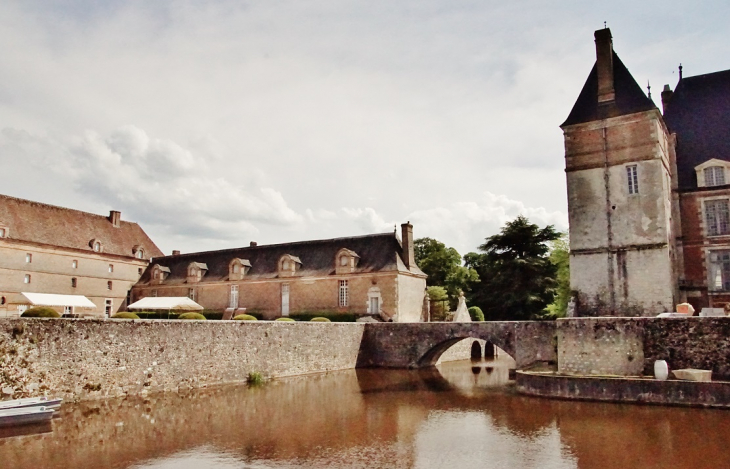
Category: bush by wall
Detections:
[
  {"x1": 112, "y1": 312, "x2": 140, "y2": 319},
  {"x1": 21, "y1": 307, "x2": 61, "y2": 318},
  {"x1": 310, "y1": 317, "x2": 331, "y2": 322},
  {"x1": 233, "y1": 314, "x2": 258, "y2": 321},
  {"x1": 289, "y1": 311, "x2": 356, "y2": 322},
  {"x1": 468, "y1": 306, "x2": 485, "y2": 322},
  {"x1": 274, "y1": 317, "x2": 295, "y2": 322},
  {"x1": 178, "y1": 312, "x2": 206, "y2": 320}
]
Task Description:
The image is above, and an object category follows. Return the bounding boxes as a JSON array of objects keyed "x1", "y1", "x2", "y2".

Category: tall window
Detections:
[
  {"x1": 0, "y1": 227, "x2": 5, "y2": 238},
  {"x1": 25, "y1": 253, "x2": 32, "y2": 263},
  {"x1": 93, "y1": 241, "x2": 101, "y2": 252},
  {"x1": 229, "y1": 285, "x2": 239, "y2": 309},
  {"x1": 626, "y1": 165, "x2": 639, "y2": 194},
  {"x1": 71, "y1": 278, "x2": 77, "y2": 288},
  {"x1": 705, "y1": 199, "x2": 730, "y2": 236},
  {"x1": 104, "y1": 299, "x2": 113, "y2": 317},
  {"x1": 136, "y1": 249, "x2": 145, "y2": 259},
  {"x1": 24, "y1": 274, "x2": 31, "y2": 284},
  {"x1": 73, "y1": 260, "x2": 78, "y2": 269},
  {"x1": 339, "y1": 280, "x2": 349, "y2": 307},
  {"x1": 710, "y1": 251, "x2": 730, "y2": 291},
  {"x1": 107, "y1": 281, "x2": 113, "y2": 290},
  {"x1": 188, "y1": 288, "x2": 195, "y2": 301},
  {"x1": 152, "y1": 290, "x2": 158, "y2": 297},
  {"x1": 108, "y1": 264, "x2": 114, "y2": 273},
  {"x1": 705, "y1": 166, "x2": 726, "y2": 187}
]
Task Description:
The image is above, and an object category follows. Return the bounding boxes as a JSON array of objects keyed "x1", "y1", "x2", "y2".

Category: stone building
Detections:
[
  {"x1": 0, "y1": 194, "x2": 162, "y2": 317},
  {"x1": 130, "y1": 223, "x2": 428, "y2": 322},
  {"x1": 563, "y1": 28, "x2": 730, "y2": 316}
]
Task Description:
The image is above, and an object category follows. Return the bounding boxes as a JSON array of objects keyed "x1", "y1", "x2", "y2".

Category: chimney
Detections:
[
  {"x1": 661, "y1": 84, "x2": 674, "y2": 114},
  {"x1": 401, "y1": 222, "x2": 414, "y2": 269},
  {"x1": 109, "y1": 210, "x2": 121, "y2": 228},
  {"x1": 594, "y1": 28, "x2": 615, "y2": 104},
  {"x1": 172, "y1": 250, "x2": 181, "y2": 256},
  {"x1": 250, "y1": 241, "x2": 258, "y2": 247}
]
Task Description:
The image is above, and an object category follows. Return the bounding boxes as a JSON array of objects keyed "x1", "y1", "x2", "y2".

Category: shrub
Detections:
[
  {"x1": 112, "y1": 312, "x2": 139, "y2": 319},
  {"x1": 468, "y1": 306, "x2": 485, "y2": 322},
  {"x1": 247, "y1": 371, "x2": 264, "y2": 386},
  {"x1": 200, "y1": 310, "x2": 224, "y2": 320},
  {"x1": 21, "y1": 307, "x2": 61, "y2": 318},
  {"x1": 289, "y1": 311, "x2": 356, "y2": 322},
  {"x1": 274, "y1": 317, "x2": 295, "y2": 322},
  {"x1": 310, "y1": 317, "x2": 331, "y2": 322},
  {"x1": 177, "y1": 312, "x2": 206, "y2": 320},
  {"x1": 234, "y1": 314, "x2": 258, "y2": 321}
]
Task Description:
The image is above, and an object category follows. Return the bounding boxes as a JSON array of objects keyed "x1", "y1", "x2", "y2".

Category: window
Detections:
[
  {"x1": 108, "y1": 264, "x2": 114, "y2": 273},
  {"x1": 627, "y1": 165, "x2": 639, "y2": 194},
  {"x1": 138, "y1": 268, "x2": 143, "y2": 276},
  {"x1": 188, "y1": 288, "x2": 195, "y2": 301},
  {"x1": 152, "y1": 290, "x2": 158, "y2": 297},
  {"x1": 107, "y1": 281, "x2": 113, "y2": 290},
  {"x1": 0, "y1": 227, "x2": 5, "y2": 238},
  {"x1": 339, "y1": 280, "x2": 349, "y2": 307},
  {"x1": 710, "y1": 251, "x2": 730, "y2": 291},
  {"x1": 93, "y1": 241, "x2": 101, "y2": 252},
  {"x1": 229, "y1": 258, "x2": 251, "y2": 280},
  {"x1": 367, "y1": 286, "x2": 382, "y2": 314},
  {"x1": 64, "y1": 306, "x2": 72, "y2": 315},
  {"x1": 24, "y1": 274, "x2": 31, "y2": 284},
  {"x1": 705, "y1": 166, "x2": 726, "y2": 187},
  {"x1": 71, "y1": 278, "x2": 77, "y2": 288},
  {"x1": 104, "y1": 299, "x2": 113, "y2": 317},
  {"x1": 73, "y1": 260, "x2": 78, "y2": 269},
  {"x1": 705, "y1": 199, "x2": 730, "y2": 236},
  {"x1": 25, "y1": 253, "x2": 32, "y2": 263},
  {"x1": 340, "y1": 256, "x2": 348, "y2": 266},
  {"x1": 136, "y1": 248, "x2": 145, "y2": 259},
  {"x1": 229, "y1": 285, "x2": 239, "y2": 309}
]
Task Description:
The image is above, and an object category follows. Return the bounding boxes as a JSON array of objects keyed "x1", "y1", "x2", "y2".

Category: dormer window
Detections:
[
  {"x1": 229, "y1": 258, "x2": 252, "y2": 281},
  {"x1": 335, "y1": 248, "x2": 360, "y2": 274},
  {"x1": 278, "y1": 254, "x2": 302, "y2": 277},
  {"x1": 133, "y1": 245, "x2": 145, "y2": 259},
  {"x1": 151, "y1": 264, "x2": 171, "y2": 284},
  {"x1": 696, "y1": 159, "x2": 730, "y2": 187},
  {"x1": 187, "y1": 262, "x2": 208, "y2": 283},
  {"x1": 89, "y1": 239, "x2": 103, "y2": 252},
  {"x1": 705, "y1": 166, "x2": 726, "y2": 187}
]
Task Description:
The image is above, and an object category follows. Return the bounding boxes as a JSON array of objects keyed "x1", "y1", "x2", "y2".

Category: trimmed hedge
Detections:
[
  {"x1": 274, "y1": 317, "x2": 295, "y2": 322},
  {"x1": 289, "y1": 312, "x2": 356, "y2": 322},
  {"x1": 177, "y1": 312, "x2": 206, "y2": 320},
  {"x1": 234, "y1": 314, "x2": 258, "y2": 321},
  {"x1": 310, "y1": 317, "x2": 331, "y2": 322},
  {"x1": 21, "y1": 307, "x2": 61, "y2": 318},
  {"x1": 468, "y1": 306, "x2": 485, "y2": 322},
  {"x1": 112, "y1": 312, "x2": 140, "y2": 319}
]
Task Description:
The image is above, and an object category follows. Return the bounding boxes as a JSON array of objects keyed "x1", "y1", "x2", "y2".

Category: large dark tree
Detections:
[
  {"x1": 415, "y1": 237, "x2": 479, "y2": 309},
  {"x1": 464, "y1": 216, "x2": 560, "y2": 321}
]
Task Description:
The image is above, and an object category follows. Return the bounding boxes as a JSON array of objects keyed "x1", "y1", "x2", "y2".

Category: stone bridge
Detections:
[{"x1": 356, "y1": 321, "x2": 558, "y2": 369}]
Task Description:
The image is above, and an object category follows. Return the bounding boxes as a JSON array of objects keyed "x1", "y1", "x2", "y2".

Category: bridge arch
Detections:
[{"x1": 417, "y1": 333, "x2": 514, "y2": 367}]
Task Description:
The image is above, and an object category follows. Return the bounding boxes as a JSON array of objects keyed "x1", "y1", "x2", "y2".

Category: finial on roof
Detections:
[
  {"x1": 679, "y1": 63, "x2": 683, "y2": 80},
  {"x1": 647, "y1": 80, "x2": 651, "y2": 99},
  {"x1": 604, "y1": 21, "x2": 607, "y2": 29}
]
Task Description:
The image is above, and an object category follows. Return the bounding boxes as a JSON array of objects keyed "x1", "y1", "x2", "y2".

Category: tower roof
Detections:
[{"x1": 562, "y1": 51, "x2": 657, "y2": 127}]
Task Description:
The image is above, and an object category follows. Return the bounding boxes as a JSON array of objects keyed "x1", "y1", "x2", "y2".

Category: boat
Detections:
[
  {"x1": 0, "y1": 406, "x2": 55, "y2": 427},
  {"x1": 0, "y1": 396, "x2": 63, "y2": 411}
]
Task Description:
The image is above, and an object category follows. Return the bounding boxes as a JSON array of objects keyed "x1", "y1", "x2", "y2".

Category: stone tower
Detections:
[{"x1": 561, "y1": 28, "x2": 677, "y2": 316}]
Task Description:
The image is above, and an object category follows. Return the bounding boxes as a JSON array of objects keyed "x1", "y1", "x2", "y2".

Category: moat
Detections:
[{"x1": 1, "y1": 356, "x2": 729, "y2": 469}]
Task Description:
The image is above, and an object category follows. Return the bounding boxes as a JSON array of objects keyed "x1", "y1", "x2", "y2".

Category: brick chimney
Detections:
[
  {"x1": 595, "y1": 28, "x2": 615, "y2": 104},
  {"x1": 172, "y1": 250, "x2": 181, "y2": 256},
  {"x1": 250, "y1": 241, "x2": 258, "y2": 247},
  {"x1": 109, "y1": 210, "x2": 121, "y2": 228},
  {"x1": 661, "y1": 84, "x2": 674, "y2": 114},
  {"x1": 401, "y1": 222, "x2": 414, "y2": 269}
]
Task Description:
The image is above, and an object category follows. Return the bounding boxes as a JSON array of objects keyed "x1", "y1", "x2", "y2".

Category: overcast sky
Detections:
[{"x1": 1, "y1": 1, "x2": 728, "y2": 257}]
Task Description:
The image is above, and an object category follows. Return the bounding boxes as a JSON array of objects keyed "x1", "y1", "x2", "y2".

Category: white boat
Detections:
[
  {"x1": 0, "y1": 396, "x2": 63, "y2": 411},
  {"x1": 0, "y1": 406, "x2": 55, "y2": 427}
]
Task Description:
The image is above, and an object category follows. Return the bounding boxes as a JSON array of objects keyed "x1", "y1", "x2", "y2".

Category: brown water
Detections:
[{"x1": 1, "y1": 356, "x2": 729, "y2": 469}]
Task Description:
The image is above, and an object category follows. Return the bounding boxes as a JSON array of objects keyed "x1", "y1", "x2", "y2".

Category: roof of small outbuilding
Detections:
[{"x1": 139, "y1": 232, "x2": 424, "y2": 285}]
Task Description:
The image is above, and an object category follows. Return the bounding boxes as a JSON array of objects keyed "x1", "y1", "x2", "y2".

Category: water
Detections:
[{"x1": 1, "y1": 355, "x2": 729, "y2": 469}]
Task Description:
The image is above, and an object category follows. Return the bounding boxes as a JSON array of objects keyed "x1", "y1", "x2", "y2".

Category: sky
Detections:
[{"x1": 1, "y1": 1, "x2": 728, "y2": 257}]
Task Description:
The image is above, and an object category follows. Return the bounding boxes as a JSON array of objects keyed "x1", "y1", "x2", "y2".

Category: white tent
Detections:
[
  {"x1": 21, "y1": 292, "x2": 96, "y2": 308},
  {"x1": 127, "y1": 297, "x2": 203, "y2": 311}
]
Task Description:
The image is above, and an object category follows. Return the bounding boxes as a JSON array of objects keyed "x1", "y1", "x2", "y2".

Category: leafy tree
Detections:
[
  {"x1": 464, "y1": 216, "x2": 560, "y2": 321},
  {"x1": 415, "y1": 237, "x2": 479, "y2": 308},
  {"x1": 426, "y1": 286, "x2": 450, "y2": 321},
  {"x1": 545, "y1": 233, "x2": 570, "y2": 318}
]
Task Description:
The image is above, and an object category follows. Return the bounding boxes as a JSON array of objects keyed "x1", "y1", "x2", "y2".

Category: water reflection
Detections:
[{"x1": 1, "y1": 359, "x2": 729, "y2": 469}]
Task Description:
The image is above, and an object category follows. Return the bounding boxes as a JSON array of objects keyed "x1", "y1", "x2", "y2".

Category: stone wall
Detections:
[
  {"x1": 0, "y1": 318, "x2": 366, "y2": 401},
  {"x1": 557, "y1": 317, "x2": 730, "y2": 379}
]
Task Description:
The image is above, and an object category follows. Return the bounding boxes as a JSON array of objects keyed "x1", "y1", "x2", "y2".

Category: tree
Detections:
[
  {"x1": 426, "y1": 286, "x2": 450, "y2": 321},
  {"x1": 545, "y1": 233, "x2": 570, "y2": 318},
  {"x1": 464, "y1": 216, "x2": 560, "y2": 321},
  {"x1": 415, "y1": 237, "x2": 479, "y2": 309}
]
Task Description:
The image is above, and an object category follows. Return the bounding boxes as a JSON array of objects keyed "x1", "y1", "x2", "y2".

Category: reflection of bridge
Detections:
[{"x1": 356, "y1": 322, "x2": 557, "y2": 369}]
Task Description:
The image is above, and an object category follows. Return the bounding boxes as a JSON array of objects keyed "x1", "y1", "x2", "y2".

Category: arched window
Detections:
[
  {"x1": 229, "y1": 258, "x2": 251, "y2": 281},
  {"x1": 133, "y1": 245, "x2": 145, "y2": 259},
  {"x1": 278, "y1": 255, "x2": 301, "y2": 277},
  {"x1": 187, "y1": 262, "x2": 208, "y2": 283}
]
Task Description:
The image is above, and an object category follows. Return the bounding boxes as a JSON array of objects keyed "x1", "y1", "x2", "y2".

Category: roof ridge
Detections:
[{"x1": 0, "y1": 193, "x2": 135, "y2": 225}]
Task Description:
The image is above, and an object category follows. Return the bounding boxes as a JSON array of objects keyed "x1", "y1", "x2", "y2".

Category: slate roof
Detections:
[
  {"x1": 663, "y1": 69, "x2": 730, "y2": 190},
  {"x1": 140, "y1": 232, "x2": 425, "y2": 285},
  {"x1": 0, "y1": 194, "x2": 163, "y2": 259},
  {"x1": 562, "y1": 51, "x2": 657, "y2": 127}
]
